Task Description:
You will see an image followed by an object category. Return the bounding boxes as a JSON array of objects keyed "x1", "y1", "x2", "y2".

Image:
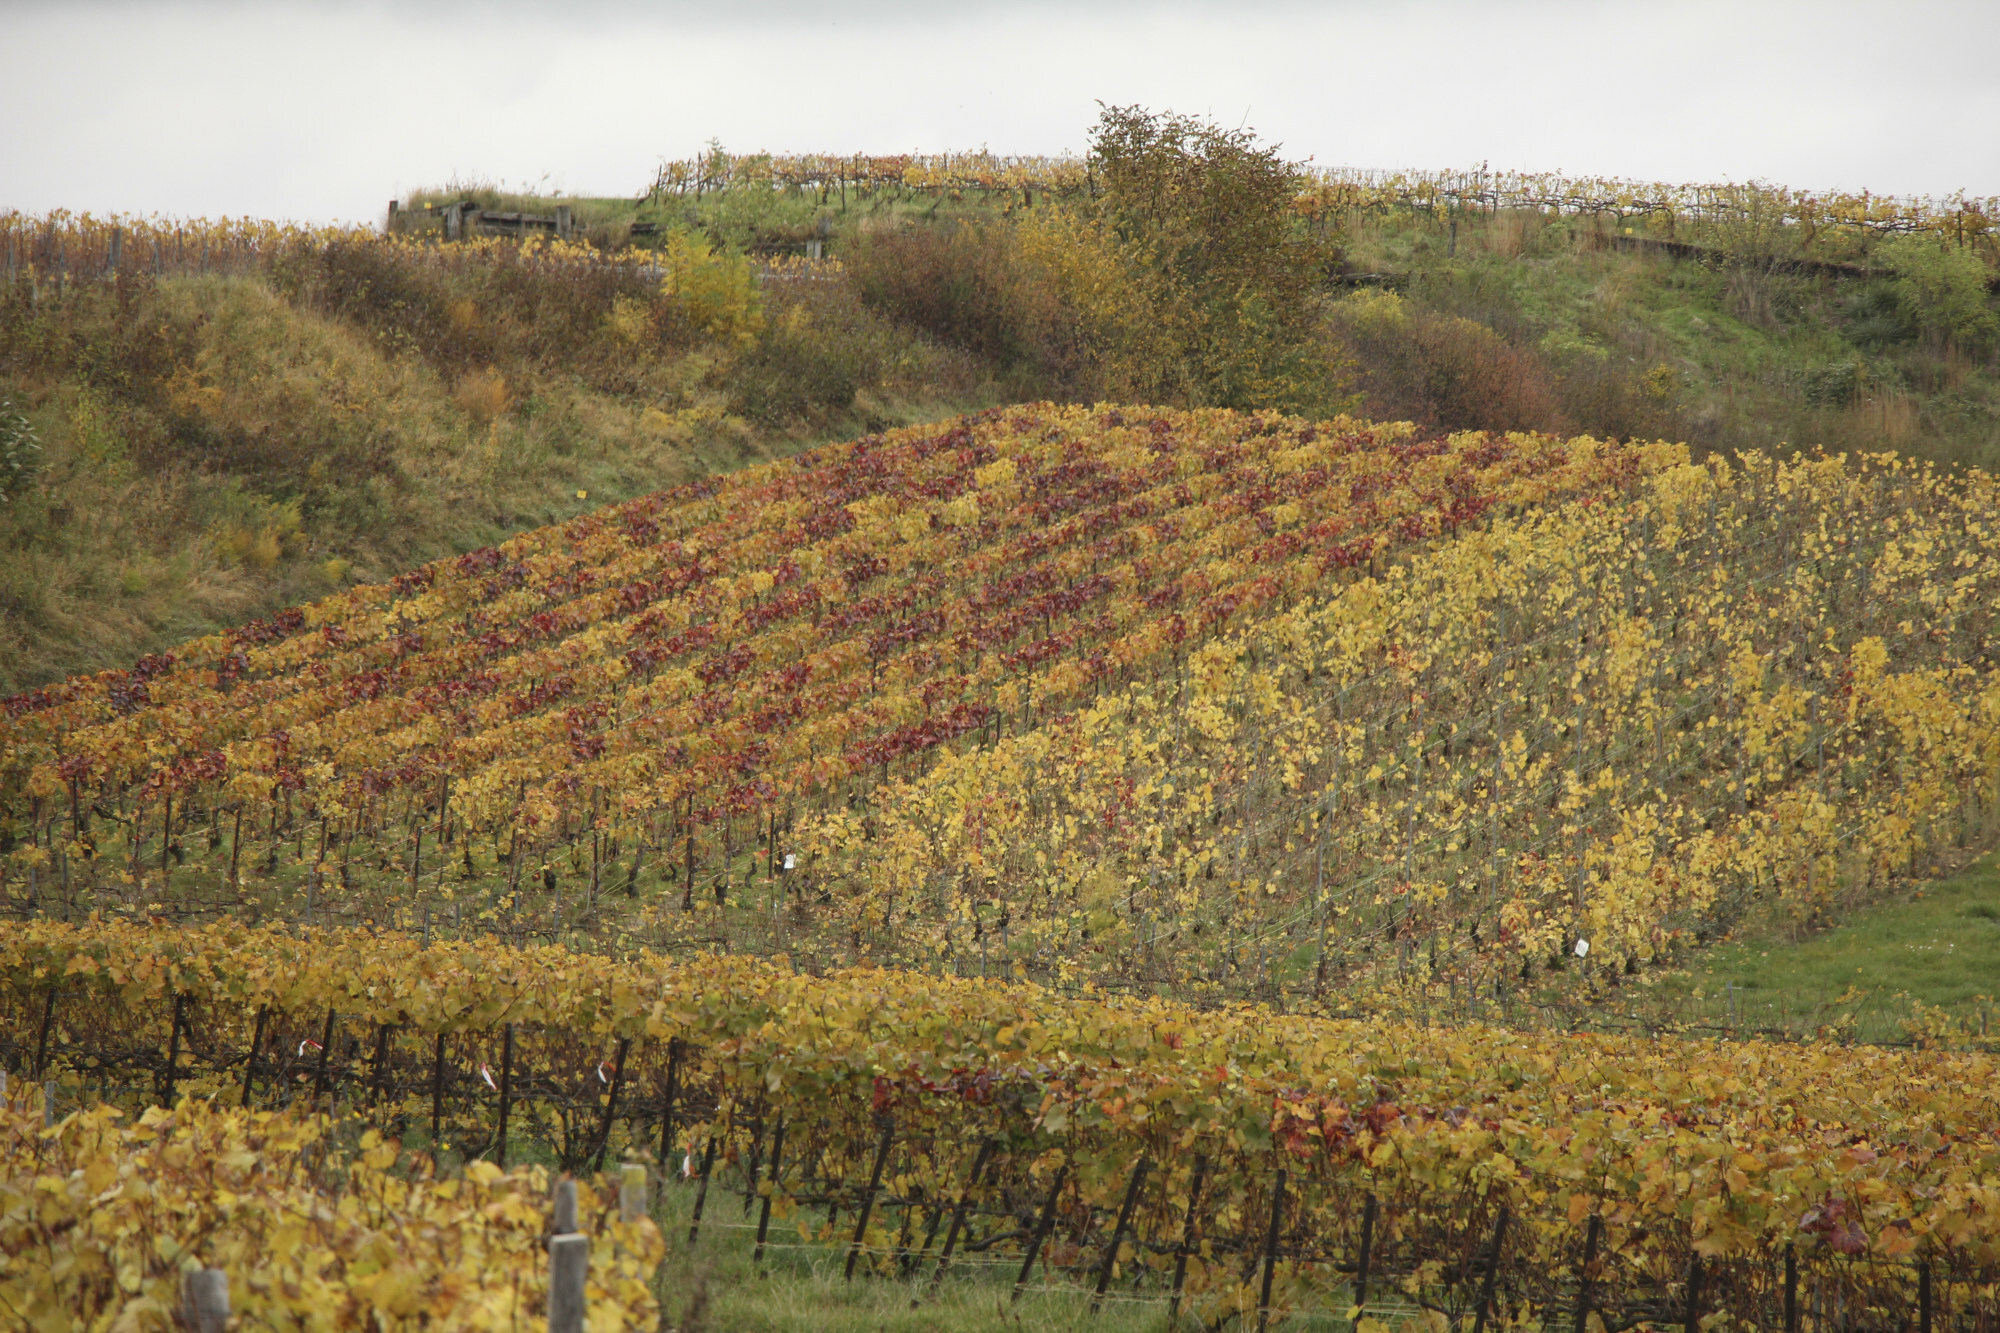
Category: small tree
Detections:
[
  {"x1": 1086, "y1": 105, "x2": 1349, "y2": 415},
  {"x1": 1879, "y1": 234, "x2": 1998, "y2": 355},
  {"x1": 658, "y1": 229, "x2": 764, "y2": 349}
]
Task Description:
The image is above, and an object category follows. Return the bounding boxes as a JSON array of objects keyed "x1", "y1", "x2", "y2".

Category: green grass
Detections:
[
  {"x1": 639, "y1": 1176, "x2": 1365, "y2": 1333},
  {"x1": 1624, "y1": 854, "x2": 2000, "y2": 1045},
  {"x1": 1341, "y1": 206, "x2": 2000, "y2": 470}
]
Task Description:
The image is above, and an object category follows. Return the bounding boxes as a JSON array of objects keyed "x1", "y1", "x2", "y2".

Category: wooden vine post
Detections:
[
  {"x1": 160, "y1": 992, "x2": 187, "y2": 1107},
  {"x1": 1255, "y1": 1170, "x2": 1287, "y2": 1333},
  {"x1": 240, "y1": 1005, "x2": 267, "y2": 1107},
  {"x1": 310, "y1": 1010, "x2": 336, "y2": 1108},
  {"x1": 753, "y1": 1114, "x2": 787, "y2": 1271},
  {"x1": 844, "y1": 1119, "x2": 895, "y2": 1281},
  {"x1": 925, "y1": 1137, "x2": 997, "y2": 1299},
  {"x1": 1572, "y1": 1212, "x2": 1602, "y2": 1333},
  {"x1": 589, "y1": 1035, "x2": 631, "y2": 1172},
  {"x1": 1091, "y1": 1156, "x2": 1152, "y2": 1312},
  {"x1": 657, "y1": 1037, "x2": 683, "y2": 1168},
  {"x1": 180, "y1": 1268, "x2": 230, "y2": 1333},
  {"x1": 1012, "y1": 1164, "x2": 1069, "y2": 1306},
  {"x1": 1471, "y1": 1206, "x2": 1509, "y2": 1333},
  {"x1": 1354, "y1": 1191, "x2": 1378, "y2": 1316},
  {"x1": 1168, "y1": 1153, "x2": 1209, "y2": 1322},
  {"x1": 495, "y1": 1023, "x2": 514, "y2": 1168},
  {"x1": 686, "y1": 1138, "x2": 718, "y2": 1244}
]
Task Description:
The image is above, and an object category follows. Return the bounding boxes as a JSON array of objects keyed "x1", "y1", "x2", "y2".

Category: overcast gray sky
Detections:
[{"x1": 5, "y1": 0, "x2": 1997, "y2": 224}]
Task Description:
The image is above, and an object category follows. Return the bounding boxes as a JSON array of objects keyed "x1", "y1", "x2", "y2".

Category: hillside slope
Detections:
[
  {"x1": 0, "y1": 228, "x2": 985, "y2": 694},
  {"x1": 6, "y1": 147, "x2": 1996, "y2": 695},
  {"x1": 4, "y1": 405, "x2": 1995, "y2": 1023}
]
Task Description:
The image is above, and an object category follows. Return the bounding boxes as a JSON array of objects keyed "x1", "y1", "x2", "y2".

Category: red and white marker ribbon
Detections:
[{"x1": 480, "y1": 1063, "x2": 498, "y2": 1091}]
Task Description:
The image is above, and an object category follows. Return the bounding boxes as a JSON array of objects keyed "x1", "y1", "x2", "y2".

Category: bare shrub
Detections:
[{"x1": 454, "y1": 368, "x2": 510, "y2": 424}]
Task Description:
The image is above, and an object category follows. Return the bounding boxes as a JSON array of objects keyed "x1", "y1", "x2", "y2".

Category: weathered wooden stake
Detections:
[
  {"x1": 1472, "y1": 1200, "x2": 1512, "y2": 1328},
  {"x1": 496, "y1": 1023, "x2": 514, "y2": 1168},
  {"x1": 181, "y1": 1267, "x2": 230, "y2": 1333},
  {"x1": 1256, "y1": 1170, "x2": 1287, "y2": 1333},
  {"x1": 1168, "y1": 1153, "x2": 1209, "y2": 1324},
  {"x1": 1783, "y1": 1243, "x2": 1798, "y2": 1333},
  {"x1": 1572, "y1": 1212, "x2": 1602, "y2": 1333},
  {"x1": 369, "y1": 1023, "x2": 392, "y2": 1107},
  {"x1": 589, "y1": 1036, "x2": 631, "y2": 1173},
  {"x1": 552, "y1": 1176, "x2": 578, "y2": 1235},
  {"x1": 430, "y1": 1033, "x2": 447, "y2": 1145},
  {"x1": 657, "y1": 1038, "x2": 683, "y2": 1169},
  {"x1": 619, "y1": 1164, "x2": 648, "y2": 1222},
  {"x1": 904, "y1": 1181, "x2": 948, "y2": 1279},
  {"x1": 161, "y1": 993, "x2": 187, "y2": 1107},
  {"x1": 686, "y1": 1138, "x2": 717, "y2": 1244},
  {"x1": 548, "y1": 1234, "x2": 588, "y2": 1333},
  {"x1": 311, "y1": 1009, "x2": 336, "y2": 1107},
  {"x1": 34, "y1": 988, "x2": 57, "y2": 1078},
  {"x1": 1092, "y1": 1156, "x2": 1152, "y2": 1312},
  {"x1": 742, "y1": 1106, "x2": 767, "y2": 1217},
  {"x1": 1683, "y1": 1252, "x2": 1703, "y2": 1333},
  {"x1": 925, "y1": 1137, "x2": 996, "y2": 1299},
  {"x1": 754, "y1": 1115, "x2": 786, "y2": 1271},
  {"x1": 1351, "y1": 1190, "x2": 1379, "y2": 1323},
  {"x1": 844, "y1": 1120, "x2": 895, "y2": 1281},
  {"x1": 1011, "y1": 1165, "x2": 1069, "y2": 1306}
]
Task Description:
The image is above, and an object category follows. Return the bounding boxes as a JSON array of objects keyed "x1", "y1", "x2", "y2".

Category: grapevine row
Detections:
[
  {"x1": 799, "y1": 449, "x2": 2000, "y2": 996},
  {"x1": 6, "y1": 919, "x2": 2000, "y2": 1327}
]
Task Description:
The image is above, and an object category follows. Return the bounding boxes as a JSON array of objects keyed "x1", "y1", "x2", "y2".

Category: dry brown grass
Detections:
[
  {"x1": 0, "y1": 250, "x2": 985, "y2": 694},
  {"x1": 453, "y1": 367, "x2": 510, "y2": 424}
]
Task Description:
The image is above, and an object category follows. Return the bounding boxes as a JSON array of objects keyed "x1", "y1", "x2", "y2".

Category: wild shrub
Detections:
[
  {"x1": 656, "y1": 228, "x2": 763, "y2": 349},
  {"x1": 845, "y1": 212, "x2": 1137, "y2": 402},
  {"x1": 1329, "y1": 290, "x2": 1565, "y2": 434},
  {"x1": 1086, "y1": 105, "x2": 1350, "y2": 416},
  {"x1": 453, "y1": 367, "x2": 510, "y2": 424},
  {"x1": 146, "y1": 278, "x2": 407, "y2": 490},
  {"x1": 731, "y1": 269, "x2": 979, "y2": 424},
  {"x1": 0, "y1": 398, "x2": 39, "y2": 503},
  {"x1": 846, "y1": 222, "x2": 1029, "y2": 370},
  {"x1": 1879, "y1": 234, "x2": 1999, "y2": 355},
  {"x1": 846, "y1": 107, "x2": 1354, "y2": 415}
]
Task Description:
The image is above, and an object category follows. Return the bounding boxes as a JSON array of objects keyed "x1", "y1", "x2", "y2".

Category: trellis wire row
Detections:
[{"x1": 7, "y1": 996, "x2": 1988, "y2": 1332}]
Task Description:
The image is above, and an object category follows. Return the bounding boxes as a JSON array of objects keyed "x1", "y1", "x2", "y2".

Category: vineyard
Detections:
[
  {"x1": 7, "y1": 919, "x2": 2000, "y2": 1329},
  {"x1": 641, "y1": 152, "x2": 2000, "y2": 263},
  {"x1": 3, "y1": 406, "x2": 1998, "y2": 1010},
  {"x1": 1, "y1": 1079, "x2": 664, "y2": 1329},
  {"x1": 0, "y1": 405, "x2": 1670, "y2": 988},
  {"x1": 798, "y1": 442, "x2": 2000, "y2": 1003},
  {"x1": 7, "y1": 395, "x2": 2000, "y2": 1327},
  {"x1": 12, "y1": 147, "x2": 1999, "y2": 294}
]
